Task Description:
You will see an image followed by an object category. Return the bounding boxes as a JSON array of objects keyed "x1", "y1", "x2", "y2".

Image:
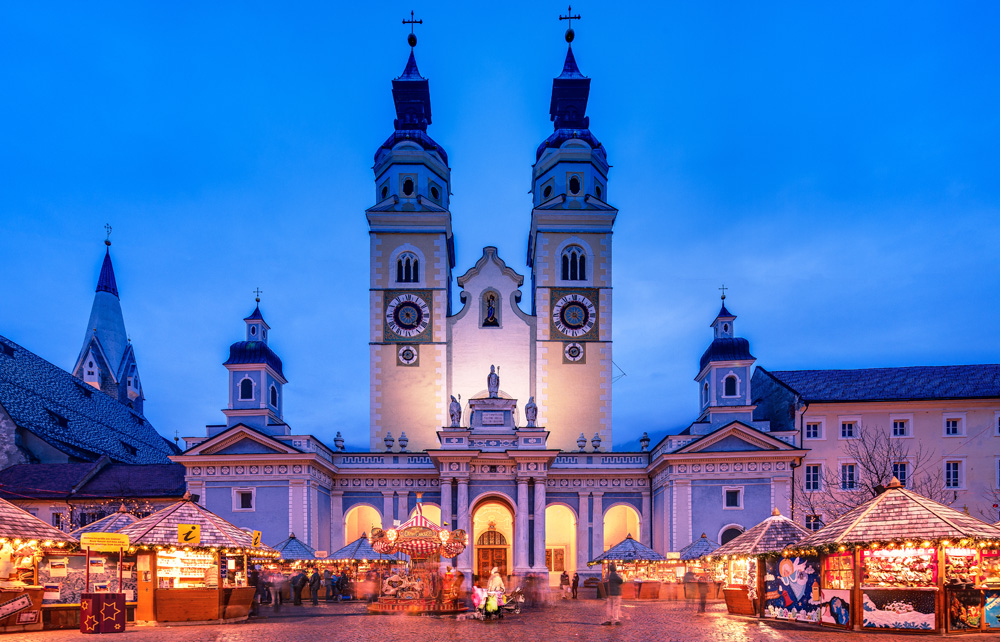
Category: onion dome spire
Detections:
[{"x1": 393, "y1": 11, "x2": 431, "y2": 132}]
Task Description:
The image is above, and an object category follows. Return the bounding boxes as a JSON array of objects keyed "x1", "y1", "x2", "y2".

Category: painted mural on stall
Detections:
[
  {"x1": 948, "y1": 590, "x2": 982, "y2": 631},
  {"x1": 985, "y1": 591, "x2": 1000, "y2": 629},
  {"x1": 820, "y1": 589, "x2": 852, "y2": 627},
  {"x1": 862, "y1": 589, "x2": 936, "y2": 630},
  {"x1": 763, "y1": 556, "x2": 821, "y2": 622}
]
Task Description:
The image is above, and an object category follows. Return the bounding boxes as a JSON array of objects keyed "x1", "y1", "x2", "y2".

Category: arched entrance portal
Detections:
[
  {"x1": 545, "y1": 504, "x2": 577, "y2": 586},
  {"x1": 343, "y1": 504, "x2": 381, "y2": 546},
  {"x1": 603, "y1": 504, "x2": 641, "y2": 551},
  {"x1": 471, "y1": 499, "x2": 514, "y2": 587}
]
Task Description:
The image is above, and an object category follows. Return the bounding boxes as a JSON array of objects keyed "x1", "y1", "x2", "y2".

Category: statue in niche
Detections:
[
  {"x1": 483, "y1": 293, "x2": 499, "y2": 327},
  {"x1": 487, "y1": 365, "x2": 500, "y2": 398},
  {"x1": 524, "y1": 397, "x2": 537, "y2": 427},
  {"x1": 449, "y1": 395, "x2": 462, "y2": 427}
]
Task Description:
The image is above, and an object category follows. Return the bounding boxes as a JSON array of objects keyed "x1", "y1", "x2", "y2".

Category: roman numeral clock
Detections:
[
  {"x1": 550, "y1": 288, "x2": 599, "y2": 363},
  {"x1": 384, "y1": 290, "x2": 432, "y2": 366}
]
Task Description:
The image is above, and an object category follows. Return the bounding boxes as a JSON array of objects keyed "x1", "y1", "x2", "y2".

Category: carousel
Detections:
[{"x1": 367, "y1": 501, "x2": 467, "y2": 614}]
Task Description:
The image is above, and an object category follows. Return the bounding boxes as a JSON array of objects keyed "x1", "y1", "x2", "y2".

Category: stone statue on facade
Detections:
[
  {"x1": 487, "y1": 365, "x2": 500, "y2": 398},
  {"x1": 524, "y1": 396, "x2": 537, "y2": 427},
  {"x1": 449, "y1": 395, "x2": 462, "y2": 427}
]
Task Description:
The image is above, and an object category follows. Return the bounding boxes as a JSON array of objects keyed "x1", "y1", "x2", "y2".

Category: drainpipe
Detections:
[{"x1": 789, "y1": 397, "x2": 809, "y2": 521}]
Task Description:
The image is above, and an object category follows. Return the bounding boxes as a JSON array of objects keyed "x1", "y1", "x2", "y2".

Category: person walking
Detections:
[
  {"x1": 559, "y1": 570, "x2": 570, "y2": 599},
  {"x1": 602, "y1": 563, "x2": 623, "y2": 625},
  {"x1": 291, "y1": 569, "x2": 307, "y2": 605},
  {"x1": 323, "y1": 568, "x2": 334, "y2": 602},
  {"x1": 268, "y1": 570, "x2": 284, "y2": 612},
  {"x1": 571, "y1": 572, "x2": 580, "y2": 599},
  {"x1": 308, "y1": 566, "x2": 321, "y2": 605},
  {"x1": 697, "y1": 573, "x2": 709, "y2": 613}
]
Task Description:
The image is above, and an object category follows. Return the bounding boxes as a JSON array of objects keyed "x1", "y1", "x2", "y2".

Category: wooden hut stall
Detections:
[
  {"x1": 328, "y1": 534, "x2": 402, "y2": 601},
  {"x1": 704, "y1": 508, "x2": 810, "y2": 616},
  {"x1": 678, "y1": 533, "x2": 722, "y2": 600},
  {"x1": 780, "y1": 478, "x2": 1000, "y2": 633},
  {"x1": 588, "y1": 534, "x2": 668, "y2": 599},
  {"x1": 116, "y1": 495, "x2": 277, "y2": 625},
  {"x1": 270, "y1": 533, "x2": 331, "y2": 601},
  {"x1": 0, "y1": 497, "x2": 77, "y2": 634}
]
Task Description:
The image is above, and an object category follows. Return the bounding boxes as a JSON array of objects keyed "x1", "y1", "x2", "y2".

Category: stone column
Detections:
[
  {"x1": 456, "y1": 479, "x2": 471, "y2": 590},
  {"x1": 576, "y1": 491, "x2": 590, "y2": 573},
  {"x1": 591, "y1": 491, "x2": 604, "y2": 559},
  {"x1": 515, "y1": 477, "x2": 530, "y2": 573},
  {"x1": 330, "y1": 491, "x2": 344, "y2": 549},
  {"x1": 532, "y1": 478, "x2": 547, "y2": 574},
  {"x1": 382, "y1": 491, "x2": 395, "y2": 527},
  {"x1": 439, "y1": 478, "x2": 454, "y2": 572},
  {"x1": 641, "y1": 491, "x2": 652, "y2": 547},
  {"x1": 397, "y1": 490, "x2": 410, "y2": 521}
]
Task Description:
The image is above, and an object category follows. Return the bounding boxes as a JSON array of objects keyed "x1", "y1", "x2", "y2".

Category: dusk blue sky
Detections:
[{"x1": 2, "y1": 3, "x2": 998, "y2": 451}]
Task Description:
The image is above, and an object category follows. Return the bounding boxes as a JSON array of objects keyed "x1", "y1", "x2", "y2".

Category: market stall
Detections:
[
  {"x1": 116, "y1": 494, "x2": 277, "y2": 625},
  {"x1": 588, "y1": 534, "x2": 669, "y2": 599},
  {"x1": 368, "y1": 501, "x2": 467, "y2": 614},
  {"x1": 270, "y1": 533, "x2": 337, "y2": 601},
  {"x1": 328, "y1": 534, "x2": 402, "y2": 601},
  {"x1": 0, "y1": 496, "x2": 77, "y2": 634},
  {"x1": 678, "y1": 533, "x2": 722, "y2": 600},
  {"x1": 703, "y1": 508, "x2": 810, "y2": 616},
  {"x1": 782, "y1": 478, "x2": 1000, "y2": 633}
]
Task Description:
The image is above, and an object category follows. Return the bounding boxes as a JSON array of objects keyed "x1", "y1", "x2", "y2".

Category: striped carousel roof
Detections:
[
  {"x1": 589, "y1": 533, "x2": 665, "y2": 565},
  {"x1": 709, "y1": 509, "x2": 810, "y2": 558},
  {"x1": 370, "y1": 503, "x2": 467, "y2": 557},
  {"x1": 71, "y1": 505, "x2": 139, "y2": 535},
  {"x1": 0, "y1": 495, "x2": 77, "y2": 544}
]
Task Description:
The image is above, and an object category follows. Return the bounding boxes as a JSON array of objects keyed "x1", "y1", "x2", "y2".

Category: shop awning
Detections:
[
  {"x1": 328, "y1": 533, "x2": 400, "y2": 563},
  {"x1": 589, "y1": 533, "x2": 665, "y2": 565},
  {"x1": 0, "y1": 496, "x2": 77, "y2": 544},
  {"x1": 71, "y1": 505, "x2": 138, "y2": 536},
  {"x1": 796, "y1": 478, "x2": 1000, "y2": 549},
  {"x1": 677, "y1": 533, "x2": 719, "y2": 560},
  {"x1": 707, "y1": 508, "x2": 809, "y2": 558}
]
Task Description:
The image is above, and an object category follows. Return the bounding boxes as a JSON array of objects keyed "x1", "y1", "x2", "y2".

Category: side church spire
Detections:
[{"x1": 72, "y1": 226, "x2": 144, "y2": 413}]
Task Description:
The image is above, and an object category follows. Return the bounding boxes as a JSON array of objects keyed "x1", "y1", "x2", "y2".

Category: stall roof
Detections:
[
  {"x1": 0, "y1": 496, "x2": 77, "y2": 543},
  {"x1": 272, "y1": 533, "x2": 317, "y2": 561},
  {"x1": 708, "y1": 509, "x2": 810, "y2": 558},
  {"x1": 71, "y1": 505, "x2": 138, "y2": 536},
  {"x1": 678, "y1": 533, "x2": 719, "y2": 560},
  {"x1": 797, "y1": 479, "x2": 1000, "y2": 548},
  {"x1": 329, "y1": 534, "x2": 400, "y2": 562},
  {"x1": 589, "y1": 533, "x2": 665, "y2": 565},
  {"x1": 117, "y1": 496, "x2": 267, "y2": 550}
]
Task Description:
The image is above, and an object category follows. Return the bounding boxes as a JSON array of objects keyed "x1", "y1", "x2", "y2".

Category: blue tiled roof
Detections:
[
  {"x1": 0, "y1": 462, "x2": 184, "y2": 502},
  {"x1": 762, "y1": 365, "x2": 1000, "y2": 402},
  {"x1": 244, "y1": 305, "x2": 264, "y2": 322},
  {"x1": 559, "y1": 46, "x2": 585, "y2": 79},
  {"x1": 272, "y1": 533, "x2": 317, "y2": 561},
  {"x1": 716, "y1": 303, "x2": 734, "y2": 320},
  {"x1": 678, "y1": 534, "x2": 719, "y2": 560},
  {"x1": 96, "y1": 247, "x2": 118, "y2": 297},
  {"x1": 535, "y1": 128, "x2": 606, "y2": 162},
  {"x1": 223, "y1": 341, "x2": 285, "y2": 378},
  {"x1": 699, "y1": 337, "x2": 754, "y2": 371},
  {"x1": 0, "y1": 335, "x2": 175, "y2": 464}
]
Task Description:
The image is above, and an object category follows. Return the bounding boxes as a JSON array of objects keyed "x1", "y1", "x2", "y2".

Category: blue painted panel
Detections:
[
  {"x1": 316, "y1": 488, "x2": 331, "y2": 552},
  {"x1": 690, "y1": 480, "x2": 772, "y2": 544},
  {"x1": 214, "y1": 438, "x2": 285, "y2": 455},
  {"x1": 205, "y1": 484, "x2": 289, "y2": 548},
  {"x1": 698, "y1": 434, "x2": 765, "y2": 452}
]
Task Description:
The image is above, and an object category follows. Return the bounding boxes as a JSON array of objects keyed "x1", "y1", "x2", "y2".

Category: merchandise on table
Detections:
[
  {"x1": 155, "y1": 550, "x2": 217, "y2": 589},
  {"x1": 862, "y1": 548, "x2": 936, "y2": 588}
]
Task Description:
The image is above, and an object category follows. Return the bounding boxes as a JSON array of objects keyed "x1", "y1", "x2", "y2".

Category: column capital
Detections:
[
  {"x1": 591, "y1": 490, "x2": 605, "y2": 498},
  {"x1": 578, "y1": 490, "x2": 590, "y2": 498},
  {"x1": 329, "y1": 490, "x2": 344, "y2": 498},
  {"x1": 381, "y1": 490, "x2": 396, "y2": 498}
]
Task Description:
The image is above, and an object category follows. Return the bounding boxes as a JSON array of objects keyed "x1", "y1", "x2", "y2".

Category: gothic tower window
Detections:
[
  {"x1": 396, "y1": 252, "x2": 419, "y2": 283},
  {"x1": 561, "y1": 245, "x2": 586, "y2": 281},
  {"x1": 239, "y1": 377, "x2": 254, "y2": 400},
  {"x1": 724, "y1": 374, "x2": 738, "y2": 397},
  {"x1": 270, "y1": 385, "x2": 278, "y2": 407}
]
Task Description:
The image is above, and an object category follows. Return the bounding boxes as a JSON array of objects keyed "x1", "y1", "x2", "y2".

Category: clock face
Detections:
[
  {"x1": 397, "y1": 345, "x2": 418, "y2": 366},
  {"x1": 385, "y1": 293, "x2": 431, "y2": 338},
  {"x1": 564, "y1": 342, "x2": 584, "y2": 363},
  {"x1": 552, "y1": 293, "x2": 597, "y2": 338}
]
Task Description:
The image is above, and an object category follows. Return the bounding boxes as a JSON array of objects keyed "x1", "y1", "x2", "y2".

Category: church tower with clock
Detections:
[
  {"x1": 528, "y1": 33, "x2": 617, "y2": 451},
  {"x1": 367, "y1": 31, "x2": 455, "y2": 452}
]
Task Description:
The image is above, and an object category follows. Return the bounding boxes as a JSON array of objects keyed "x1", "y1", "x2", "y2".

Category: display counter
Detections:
[{"x1": 152, "y1": 588, "x2": 219, "y2": 622}]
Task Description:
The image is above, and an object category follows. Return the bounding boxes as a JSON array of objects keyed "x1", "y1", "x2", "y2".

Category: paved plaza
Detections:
[{"x1": 21, "y1": 599, "x2": 1000, "y2": 642}]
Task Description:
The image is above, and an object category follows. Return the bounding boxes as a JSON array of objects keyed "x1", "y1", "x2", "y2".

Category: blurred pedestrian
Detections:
[
  {"x1": 559, "y1": 570, "x2": 570, "y2": 599},
  {"x1": 601, "y1": 563, "x2": 623, "y2": 625},
  {"x1": 571, "y1": 572, "x2": 579, "y2": 599},
  {"x1": 697, "y1": 573, "x2": 709, "y2": 613},
  {"x1": 308, "y1": 566, "x2": 321, "y2": 605}
]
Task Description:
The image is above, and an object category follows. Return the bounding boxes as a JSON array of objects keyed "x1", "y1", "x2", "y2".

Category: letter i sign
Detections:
[{"x1": 178, "y1": 524, "x2": 201, "y2": 545}]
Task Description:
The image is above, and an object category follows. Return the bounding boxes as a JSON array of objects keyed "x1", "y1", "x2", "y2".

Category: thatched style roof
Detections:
[
  {"x1": 589, "y1": 534, "x2": 665, "y2": 565},
  {"x1": 272, "y1": 533, "x2": 317, "y2": 561},
  {"x1": 708, "y1": 509, "x2": 809, "y2": 558},
  {"x1": 678, "y1": 533, "x2": 719, "y2": 560},
  {"x1": 0, "y1": 496, "x2": 77, "y2": 544},
  {"x1": 329, "y1": 534, "x2": 400, "y2": 563},
  {"x1": 797, "y1": 479, "x2": 1000, "y2": 549},
  {"x1": 118, "y1": 497, "x2": 270, "y2": 552},
  {"x1": 71, "y1": 505, "x2": 138, "y2": 536}
]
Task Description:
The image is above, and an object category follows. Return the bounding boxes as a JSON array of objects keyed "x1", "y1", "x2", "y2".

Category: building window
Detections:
[
  {"x1": 396, "y1": 252, "x2": 419, "y2": 283},
  {"x1": 568, "y1": 175, "x2": 581, "y2": 194},
  {"x1": 804, "y1": 464, "x2": 822, "y2": 491},
  {"x1": 239, "y1": 378, "x2": 254, "y2": 400},
  {"x1": 805, "y1": 515, "x2": 823, "y2": 531},
  {"x1": 892, "y1": 462, "x2": 908, "y2": 487},
  {"x1": 840, "y1": 421, "x2": 857, "y2": 439},
  {"x1": 51, "y1": 513, "x2": 63, "y2": 529},
  {"x1": 233, "y1": 488, "x2": 256, "y2": 512},
  {"x1": 841, "y1": 463, "x2": 857, "y2": 490},
  {"x1": 805, "y1": 422, "x2": 822, "y2": 440},
  {"x1": 723, "y1": 487, "x2": 743, "y2": 509},
  {"x1": 892, "y1": 419, "x2": 910, "y2": 437},
  {"x1": 944, "y1": 416, "x2": 964, "y2": 437},
  {"x1": 702, "y1": 382, "x2": 709, "y2": 405},
  {"x1": 995, "y1": 412, "x2": 1000, "y2": 436},
  {"x1": 723, "y1": 375, "x2": 738, "y2": 397},
  {"x1": 270, "y1": 385, "x2": 278, "y2": 407},
  {"x1": 945, "y1": 461, "x2": 963, "y2": 489},
  {"x1": 560, "y1": 245, "x2": 586, "y2": 281}
]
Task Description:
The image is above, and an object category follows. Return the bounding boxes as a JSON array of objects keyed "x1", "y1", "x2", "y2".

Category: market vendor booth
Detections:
[
  {"x1": 328, "y1": 534, "x2": 402, "y2": 601},
  {"x1": 776, "y1": 478, "x2": 1000, "y2": 633},
  {"x1": 116, "y1": 494, "x2": 277, "y2": 625},
  {"x1": 588, "y1": 534, "x2": 668, "y2": 599},
  {"x1": 678, "y1": 534, "x2": 722, "y2": 600},
  {"x1": 0, "y1": 496, "x2": 76, "y2": 634},
  {"x1": 704, "y1": 508, "x2": 810, "y2": 616}
]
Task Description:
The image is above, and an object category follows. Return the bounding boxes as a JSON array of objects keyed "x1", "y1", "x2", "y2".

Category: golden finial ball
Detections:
[
  {"x1": 565, "y1": 28, "x2": 575, "y2": 43},
  {"x1": 408, "y1": 33, "x2": 417, "y2": 47}
]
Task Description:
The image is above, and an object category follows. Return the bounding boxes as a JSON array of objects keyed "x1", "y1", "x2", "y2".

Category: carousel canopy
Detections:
[
  {"x1": 797, "y1": 478, "x2": 1000, "y2": 548},
  {"x1": 272, "y1": 533, "x2": 318, "y2": 561},
  {"x1": 71, "y1": 505, "x2": 138, "y2": 536},
  {"x1": 678, "y1": 533, "x2": 719, "y2": 560},
  {"x1": 118, "y1": 495, "x2": 270, "y2": 552},
  {"x1": 329, "y1": 533, "x2": 400, "y2": 562},
  {"x1": 0, "y1": 496, "x2": 77, "y2": 544},
  {"x1": 589, "y1": 533, "x2": 665, "y2": 565},
  {"x1": 370, "y1": 502, "x2": 466, "y2": 558},
  {"x1": 708, "y1": 508, "x2": 809, "y2": 558}
]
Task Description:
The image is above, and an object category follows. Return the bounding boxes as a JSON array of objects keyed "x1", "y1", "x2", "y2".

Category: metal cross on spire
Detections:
[
  {"x1": 253, "y1": 287, "x2": 263, "y2": 303},
  {"x1": 403, "y1": 10, "x2": 422, "y2": 48},
  {"x1": 104, "y1": 223, "x2": 112, "y2": 246},
  {"x1": 719, "y1": 284, "x2": 728, "y2": 300},
  {"x1": 559, "y1": 5, "x2": 581, "y2": 43}
]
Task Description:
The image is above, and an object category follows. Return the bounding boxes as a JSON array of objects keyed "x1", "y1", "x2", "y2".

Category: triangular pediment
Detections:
[
  {"x1": 674, "y1": 421, "x2": 798, "y2": 454},
  {"x1": 184, "y1": 424, "x2": 300, "y2": 456}
]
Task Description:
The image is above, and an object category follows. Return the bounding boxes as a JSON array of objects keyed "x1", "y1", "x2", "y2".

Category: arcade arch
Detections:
[
  {"x1": 545, "y1": 504, "x2": 577, "y2": 586},
  {"x1": 471, "y1": 497, "x2": 514, "y2": 587},
  {"x1": 343, "y1": 504, "x2": 382, "y2": 546},
  {"x1": 603, "y1": 503, "x2": 641, "y2": 551},
  {"x1": 409, "y1": 503, "x2": 442, "y2": 526}
]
